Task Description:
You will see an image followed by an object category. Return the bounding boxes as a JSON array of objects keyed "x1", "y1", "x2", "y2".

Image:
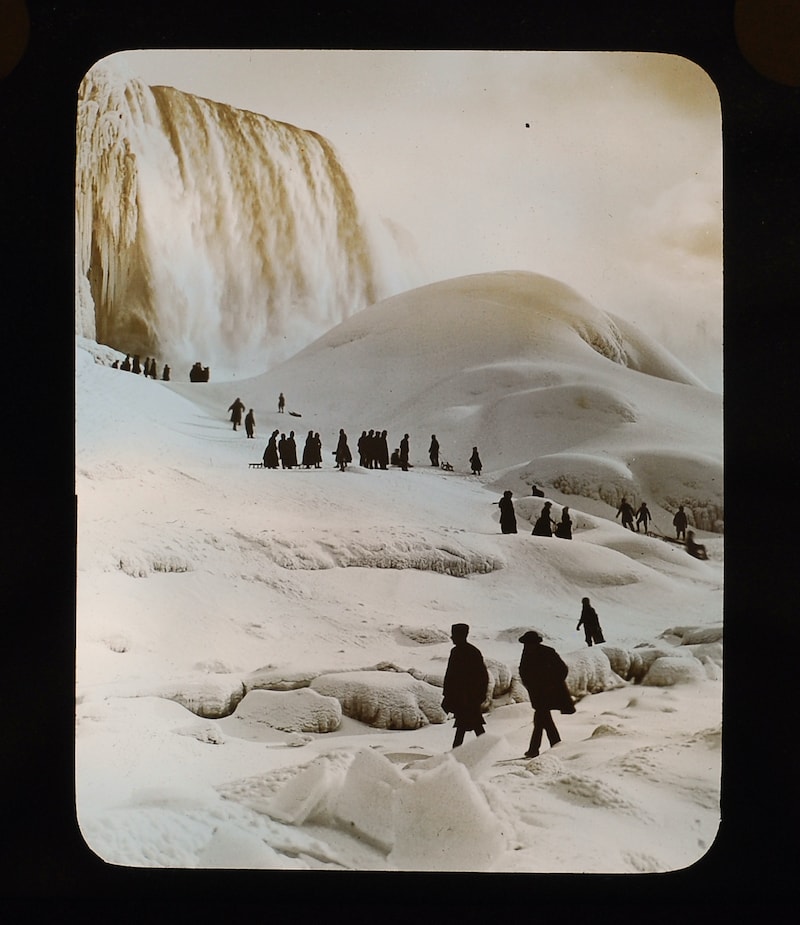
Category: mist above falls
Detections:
[{"x1": 75, "y1": 66, "x2": 409, "y2": 376}]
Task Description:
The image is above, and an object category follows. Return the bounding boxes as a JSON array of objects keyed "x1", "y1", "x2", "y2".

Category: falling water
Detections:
[{"x1": 75, "y1": 65, "x2": 403, "y2": 376}]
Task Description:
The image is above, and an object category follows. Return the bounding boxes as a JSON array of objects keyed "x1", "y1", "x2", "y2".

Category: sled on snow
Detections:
[
  {"x1": 248, "y1": 462, "x2": 264, "y2": 469},
  {"x1": 288, "y1": 410, "x2": 302, "y2": 417}
]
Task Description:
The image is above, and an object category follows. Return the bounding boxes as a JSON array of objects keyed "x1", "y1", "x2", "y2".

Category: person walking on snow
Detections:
[
  {"x1": 244, "y1": 409, "x2": 255, "y2": 439},
  {"x1": 429, "y1": 435, "x2": 440, "y2": 467},
  {"x1": 228, "y1": 397, "x2": 246, "y2": 431},
  {"x1": 555, "y1": 506, "x2": 572, "y2": 539},
  {"x1": 441, "y1": 624, "x2": 489, "y2": 748},
  {"x1": 576, "y1": 597, "x2": 605, "y2": 646},
  {"x1": 335, "y1": 429, "x2": 352, "y2": 471},
  {"x1": 531, "y1": 501, "x2": 555, "y2": 537},
  {"x1": 518, "y1": 630, "x2": 575, "y2": 759},
  {"x1": 616, "y1": 498, "x2": 636, "y2": 531},
  {"x1": 635, "y1": 501, "x2": 652, "y2": 533}
]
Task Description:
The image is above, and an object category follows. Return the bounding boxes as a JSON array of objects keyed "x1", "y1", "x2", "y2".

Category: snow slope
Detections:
[{"x1": 75, "y1": 271, "x2": 722, "y2": 872}]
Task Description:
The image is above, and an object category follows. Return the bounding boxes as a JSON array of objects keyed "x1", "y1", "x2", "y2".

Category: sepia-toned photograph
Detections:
[{"x1": 74, "y1": 49, "x2": 723, "y2": 872}]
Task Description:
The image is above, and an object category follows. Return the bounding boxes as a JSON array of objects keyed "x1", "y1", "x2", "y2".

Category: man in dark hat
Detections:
[
  {"x1": 441, "y1": 624, "x2": 490, "y2": 748},
  {"x1": 518, "y1": 630, "x2": 575, "y2": 758}
]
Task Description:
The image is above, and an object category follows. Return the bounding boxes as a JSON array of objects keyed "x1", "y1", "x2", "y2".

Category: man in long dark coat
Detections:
[
  {"x1": 518, "y1": 630, "x2": 575, "y2": 758},
  {"x1": 441, "y1": 624, "x2": 489, "y2": 748},
  {"x1": 228, "y1": 397, "x2": 245, "y2": 431},
  {"x1": 399, "y1": 434, "x2": 410, "y2": 471},
  {"x1": 498, "y1": 490, "x2": 517, "y2": 534},
  {"x1": 576, "y1": 597, "x2": 605, "y2": 646},
  {"x1": 429, "y1": 435, "x2": 440, "y2": 467}
]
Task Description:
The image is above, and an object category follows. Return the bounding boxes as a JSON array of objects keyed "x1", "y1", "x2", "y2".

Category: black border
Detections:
[{"x1": 3, "y1": 0, "x2": 796, "y2": 908}]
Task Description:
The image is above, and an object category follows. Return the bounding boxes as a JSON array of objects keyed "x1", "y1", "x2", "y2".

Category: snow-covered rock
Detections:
[
  {"x1": 154, "y1": 676, "x2": 247, "y2": 718},
  {"x1": 564, "y1": 647, "x2": 627, "y2": 699},
  {"x1": 641, "y1": 656, "x2": 708, "y2": 687},
  {"x1": 310, "y1": 670, "x2": 446, "y2": 729},
  {"x1": 233, "y1": 688, "x2": 342, "y2": 733},
  {"x1": 266, "y1": 755, "x2": 350, "y2": 826}
]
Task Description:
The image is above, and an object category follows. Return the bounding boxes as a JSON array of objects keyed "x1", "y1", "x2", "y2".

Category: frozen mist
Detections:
[{"x1": 75, "y1": 59, "x2": 722, "y2": 873}]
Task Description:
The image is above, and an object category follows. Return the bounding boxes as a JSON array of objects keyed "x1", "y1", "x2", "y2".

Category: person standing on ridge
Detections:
[
  {"x1": 555, "y1": 506, "x2": 573, "y2": 539},
  {"x1": 532, "y1": 501, "x2": 555, "y2": 537},
  {"x1": 278, "y1": 392, "x2": 285, "y2": 413},
  {"x1": 441, "y1": 624, "x2": 489, "y2": 748},
  {"x1": 518, "y1": 630, "x2": 575, "y2": 759},
  {"x1": 576, "y1": 597, "x2": 605, "y2": 646}
]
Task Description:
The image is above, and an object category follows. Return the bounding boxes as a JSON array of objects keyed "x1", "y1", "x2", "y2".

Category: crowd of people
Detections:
[{"x1": 111, "y1": 354, "x2": 171, "y2": 381}]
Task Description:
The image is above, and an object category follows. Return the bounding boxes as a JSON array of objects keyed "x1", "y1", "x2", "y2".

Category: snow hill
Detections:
[
  {"x1": 169, "y1": 270, "x2": 723, "y2": 532},
  {"x1": 76, "y1": 269, "x2": 723, "y2": 872}
]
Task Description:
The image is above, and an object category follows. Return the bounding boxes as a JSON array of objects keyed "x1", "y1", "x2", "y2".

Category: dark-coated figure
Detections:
[
  {"x1": 532, "y1": 501, "x2": 555, "y2": 537},
  {"x1": 555, "y1": 506, "x2": 572, "y2": 539},
  {"x1": 244, "y1": 409, "x2": 255, "y2": 439},
  {"x1": 285, "y1": 431, "x2": 297, "y2": 467},
  {"x1": 278, "y1": 433, "x2": 288, "y2": 467},
  {"x1": 616, "y1": 498, "x2": 635, "y2": 531},
  {"x1": 121, "y1": 355, "x2": 131, "y2": 372},
  {"x1": 673, "y1": 505, "x2": 688, "y2": 541},
  {"x1": 313, "y1": 433, "x2": 322, "y2": 468},
  {"x1": 162, "y1": 364, "x2": 170, "y2": 381},
  {"x1": 576, "y1": 597, "x2": 605, "y2": 646},
  {"x1": 531, "y1": 484, "x2": 545, "y2": 497},
  {"x1": 686, "y1": 530, "x2": 708, "y2": 560},
  {"x1": 335, "y1": 429, "x2": 352, "y2": 471},
  {"x1": 518, "y1": 630, "x2": 575, "y2": 758},
  {"x1": 132, "y1": 355, "x2": 142, "y2": 375},
  {"x1": 302, "y1": 431, "x2": 315, "y2": 469},
  {"x1": 228, "y1": 397, "x2": 245, "y2": 431},
  {"x1": 635, "y1": 502, "x2": 651, "y2": 533},
  {"x1": 263, "y1": 430, "x2": 280, "y2": 469},
  {"x1": 442, "y1": 624, "x2": 489, "y2": 748},
  {"x1": 429, "y1": 435, "x2": 440, "y2": 467},
  {"x1": 278, "y1": 392, "x2": 285, "y2": 413},
  {"x1": 399, "y1": 434, "x2": 410, "y2": 471},
  {"x1": 469, "y1": 446, "x2": 482, "y2": 475},
  {"x1": 498, "y1": 490, "x2": 517, "y2": 534},
  {"x1": 378, "y1": 430, "x2": 389, "y2": 470},
  {"x1": 358, "y1": 431, "x2": 369, "y2": 467}
]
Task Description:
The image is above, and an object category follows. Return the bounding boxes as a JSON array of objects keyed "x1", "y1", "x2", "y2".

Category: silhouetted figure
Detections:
[
  {"x1": 531, "y1": 484, "x2": 545, "y2": 498},
  {"x1": 518, "y1": 630, "x2": 575, "y2": 758},
  {"x1": 378, "y1": 430, "x2": 389, "y2": 469},
  {"x1": 673, "y1": 505, "x2": 688, "y2": 541},
  {"x1": 469, "y1": 446, "x2": 482, "y2": 475},
  {"x1": 143, "y1": 357, "x2": 151, "y2": 377},
  {"x1": 555, "y1": 506, "x2": 573, "y2": 539},
  {"x1": 358, "y1": 431, "x2": 369, "y2": 467},
  {"x1": 278, "y1": 433, "x2": 288, "y2": 467},
  {"x1": 149, "y1": 358, "x2": 157, "y2": 379},
  {"x1": 162, "y1": 364, "x2": 170, "y2": 381},
  {"x1": 429, "y1": 435, "x2": 440, "y2": 467},
  {"x1": 532, "y1": 501, "x2": 555, "y2": 537},
  {"x1": 335, "y1": 429, "x2": 352, "y2": 471},
  {"x1": 228, "y1": 397, "x2": 245, "y2": 431},
  {"x1": 576, "y1": 597, "x2": 605, "y2": 646},
  {"x1": 399, "y1": 434, "x2": 410, "y2": 471},
  {"x1": 132, "y1": 355, "x2": 141, "y2": 375},
  {"x1": 285, "y1": 430, "x2": 297, "y2": 467},
  {"x1": 616, "y1": 498, "x2": 635, "y2": 531},
  {"x1": 441, "y1": 624, "x2": 489, "y2": 748},
  {"x1": 498, "y1": 490, "x2": 517, "y2": 534},
  {"x1": 391, "y1": 448, "x2": 401, "y2": 466},
  {"x1": 302, "y1": 431, "x2": 315, "y2": 468},
  {"x1": 244, "y1": 409, "x2": 255, "y2": 439},
  {"x1": 635, "y1": 502, "x2": 651, "y2": 533},
  {"x1": 313, "y1": 433, "x2": 322, "y2": 468},
  {"x1": 190, "y1": 362, "x2": 202, "y2": 382},
  {"x1": 120, "y1": 355, "x2": 131, "y2": 372},
  {"x1": 111, "y1": 359, "x2": 119, "y2": 369},
  {"x1": 686, "y1": 530, "x2": 708, "y2": 560},
  {"x1": 278, "y1": 392, "x2": 285, "y2": 413},
  {"x1": 263, "y1": 430, "x2": 280, "y2": 469}
]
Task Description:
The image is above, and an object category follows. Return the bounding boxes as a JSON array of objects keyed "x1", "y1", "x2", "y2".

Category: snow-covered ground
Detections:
[{"x1": 75, "y1": 272, "x2": 722, "y2": 872}]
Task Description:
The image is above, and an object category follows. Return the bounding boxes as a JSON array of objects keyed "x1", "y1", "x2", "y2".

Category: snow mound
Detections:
[
  {"x1": 564, "y1": 647, "x2": 628, "y2": 700},
  {"x1": 600, "y1": 646, "x2": 650, "y2": 683},
  {"x1": 310, "y1": 671, "x2": 447, "y2": 730},
  {"x1": 197, "y1": 824, "x2": 306, "y2": 869},
  {"x1": 333, "y1": 748, "x2": 411, "y2": 851},
  {"x1": 234, "y1": 688, "x2": 342, "y2": 733},
  {"x1": 267, "y1": 755, "x2": 351, "y2": 826},
  {"x1": 641, "y1": 656, "x2": 709, "y2": 687},
  {"x1": 397, "y1": 625, "x2": 451, "y2": 645},
  {"x1": 389, "y1": 756, "x2": 508, "y2": 871},
  {"x1": 153, "y1": 676, "x2": 247, "y2": 718}
]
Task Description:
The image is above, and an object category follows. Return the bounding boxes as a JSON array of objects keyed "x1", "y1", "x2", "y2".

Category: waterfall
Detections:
[{"x1": 75, "y1": 65, "x2": 404, "y2": 376}]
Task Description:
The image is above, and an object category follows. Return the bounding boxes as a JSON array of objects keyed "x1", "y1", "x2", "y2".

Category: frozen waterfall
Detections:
[{"x1": 75, "y1": 65, "x2": 405, "y2": 376}]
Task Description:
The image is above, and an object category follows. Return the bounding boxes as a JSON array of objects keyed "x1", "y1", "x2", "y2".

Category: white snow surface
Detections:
[{"x1": 76, "y1": 271, "x2": 722, "y2": 872}]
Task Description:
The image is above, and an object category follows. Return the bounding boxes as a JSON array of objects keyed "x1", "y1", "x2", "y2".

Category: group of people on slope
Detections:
[
  {"x1": 442, "y1": 621, "x2": 584, "y2": 759},
  {"x1": 261, "y1": 429, "x2": 324, "y2": 469},
  {"x1": 496, "y1": 494, "x2": 573, "y2": 539},
  {"x1": 615, "y1": 497, "x2": 653, "y2": 533},
  {"x1": 112, "y1": 354, "x2": 171, "y2": 381}
]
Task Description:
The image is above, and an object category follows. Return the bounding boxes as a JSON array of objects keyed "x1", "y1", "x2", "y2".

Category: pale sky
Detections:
[{"x1": 94, "y1": 49, "x2": 723, "y2": 387}]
